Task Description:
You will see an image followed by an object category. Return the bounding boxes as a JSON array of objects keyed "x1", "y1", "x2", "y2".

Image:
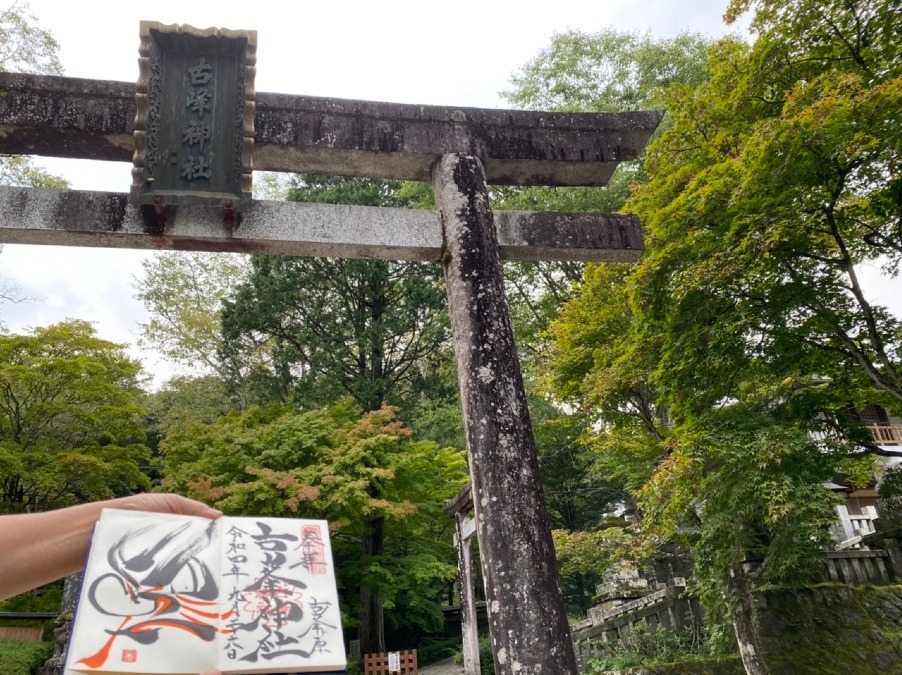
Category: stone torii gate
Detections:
[{"x1": 0, "y1": 28, "x2": 660, "y2": 673}]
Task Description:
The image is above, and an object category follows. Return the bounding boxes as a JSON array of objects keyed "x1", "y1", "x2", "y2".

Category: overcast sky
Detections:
[{"x1": 2, "y1": 0, "x2": 898, "y2": 386}]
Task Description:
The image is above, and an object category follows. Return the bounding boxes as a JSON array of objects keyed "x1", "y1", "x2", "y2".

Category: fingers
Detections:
[
  {"x1": 162, "y1": 494, "x2": 223, "y2": 519},
  {"x1": 113, "y1": 493, "x2": 223, "y2": 519}
]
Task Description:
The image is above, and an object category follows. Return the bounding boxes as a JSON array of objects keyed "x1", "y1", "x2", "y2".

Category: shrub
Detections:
[
  {"x1": 0, "y1": 641, "x2": 52, "y2": 675},
  {"x1": 585, "y1": 624, "x2": 702, "y2": 673},
  {"x1": 453, "y1": 636, "x2": 495, "y2": 674}
]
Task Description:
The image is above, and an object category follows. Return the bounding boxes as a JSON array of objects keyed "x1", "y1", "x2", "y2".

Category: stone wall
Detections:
[
  {"x1": 572, "y1": 583, "x2": 704, "y2": 671},
  {"x1": 752, "y1": 584, "x2": 902, "y2": 674}
]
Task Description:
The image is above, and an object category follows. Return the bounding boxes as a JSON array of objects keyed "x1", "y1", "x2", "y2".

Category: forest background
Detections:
[{"x1": 0, "y1": 0, "x2": 900, "y2": 673}]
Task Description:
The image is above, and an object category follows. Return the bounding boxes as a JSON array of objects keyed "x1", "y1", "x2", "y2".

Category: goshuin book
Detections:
[{"x1": 64, "y1": 509, "x2": 347, "y2": 674}]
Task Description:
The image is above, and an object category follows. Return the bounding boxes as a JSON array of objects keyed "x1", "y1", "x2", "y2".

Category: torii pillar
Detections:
[{"x1": 435, "y1": 154, "x2": 576, "y2": 672}]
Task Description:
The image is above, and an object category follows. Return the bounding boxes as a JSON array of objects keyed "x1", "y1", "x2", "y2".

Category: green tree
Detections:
[
  {"x1": 135, "y1": 251, "x2": 247, "y2": 376},
  {"x1": 219, "y1": 175, "x2": 455, "y2": 654},
  {"x1": 552, "y1": 526, "x2": 629, "y2": 616},
  {"x1": 546, "y1": 1, "x2": 901, "y2": 671},
  {"x1": 0, "y1": 320, "x2": 150, "y2": 514},
  {"x1": 141, "y1": 374, "x2": 237, "y2": 480},
  {"x1": 532, "y1": 405, "x2": 626, "y2": 530},
  {"x1": 504, "y1": 28, "x2": 712, "y2": 113},
  {"x1": 160, "y1": 402, "x2": 468, "y2": 647},
  {"x1": 220, "y1": 176, "x2": 450, "y2": 414},
  {"x1": 0, "y1": 1, "x2": 61, "y2": 75},
  {"x1": 629, "y1": 3, "x2": 901, "y2": 423},
  {"x1": 134, "y1": 252, "x2": 251, "y2": 455},
  {"x1": 497, "y1": 29, "x2": 714, "y2": 366}
]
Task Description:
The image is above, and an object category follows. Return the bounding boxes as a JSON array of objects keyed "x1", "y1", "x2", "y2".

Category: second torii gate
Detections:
[{"x1": 0, "y1": 28, "x2": 660, "y2": 673}]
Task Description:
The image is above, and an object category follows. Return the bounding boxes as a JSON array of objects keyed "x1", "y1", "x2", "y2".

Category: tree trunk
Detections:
[
  {"x1": 730, "y1": 565, "x2": 769, "y2": 675},
  {"x1": 358, "y1": 515, "x2": 386, "y2": 655}
]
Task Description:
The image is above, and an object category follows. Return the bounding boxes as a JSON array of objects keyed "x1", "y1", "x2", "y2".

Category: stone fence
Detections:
[
  {"x1": 823, "y1": 549, "x2": 895, "y2": 585},
  {"x1": 570, "y1": 536, "x2": 902, "y2": 672},
  {"x1": 822, "y1": 527, "x2": 902, "y2": 585},
  {"x1": 571, "y1": 583, "x2": 703, "y2": 672}
]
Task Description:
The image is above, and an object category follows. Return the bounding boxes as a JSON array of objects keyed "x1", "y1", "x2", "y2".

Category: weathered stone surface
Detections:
[
  {"x1": 751, "y1": 584, "x2": 902, "y2": 674},
  {"x1": 434, "y1": 153, "x2": 577, "y2": 674},
  {"x1": 495, "y1": 211, "x2": 642, "y2": 262},
  {"x1": 38, "y1": 573, "x2": 81, "y2": 675},
  {"x1": 0, "y1": 74, "x2": 134, "y2": 162},
  {"x1": 0, "y1": 186, "x2": 438, "y2": 259},
  {"x1": 0, "y1": 186, "x2": 642, "y2": 263},
  {"x1": 0, "y1": 72, "x2": 662, "y2": 187}
]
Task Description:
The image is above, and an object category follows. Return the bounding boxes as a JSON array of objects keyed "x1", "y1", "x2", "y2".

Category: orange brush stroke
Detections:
[
  {"x1": 154, "y1": 596, "x2": 174, "y2": 614},
  {"x1": 77, "y1": 616, "x2": 131, "y2": 669},
  {"x1": 131, "y1": 619, "x2": 212, "y2": 638},
  {"x1": 180, "y1": 606, "x2": 221, "y2": 620},
  {"x1": 176, "y1": 594, "x2": 219, "y2": 606}
]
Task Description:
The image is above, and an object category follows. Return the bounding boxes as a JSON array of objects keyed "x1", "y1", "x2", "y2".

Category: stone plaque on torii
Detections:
[{"x1": 0, "y1": 22, "x2": 661, "y2": 675}]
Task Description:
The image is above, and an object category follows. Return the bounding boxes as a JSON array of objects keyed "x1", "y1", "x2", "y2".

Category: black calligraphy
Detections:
[
  {"x1": 222, "y1": 521, "x2": 336, "y2": 664},
  {"x1": 181, "y1": 57, "x2": 215, "y2": 181},
  {"x1": 77, "y1": 520, "x2": 230, "y2": 669}
]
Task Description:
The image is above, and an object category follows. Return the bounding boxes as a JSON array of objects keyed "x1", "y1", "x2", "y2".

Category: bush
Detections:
[
  {"x1": 0, "y1": 641, "x2": 52, "y2": 675},
  {"x1": 584, "y1": 624, "x2": 703, "y2": 673},
  {"x1": 345, "y1": 656, "x2": 362, "y2": 675},
  {"x1": 453, "y1": 636, "x2": 495, "y2": 674}
]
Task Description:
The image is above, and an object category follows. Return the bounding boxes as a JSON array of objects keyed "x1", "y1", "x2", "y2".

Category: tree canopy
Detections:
[
  {"x1": 504, "y1": 27, "x2": 712, "y2": 113},
  {"x1": 497, "y1": 29, "x2": 716, "y2": 369},
  {"x1": 543, "y1": 0, "x2": 900, "y2": 669},
  {"x1": 220, "y1": 176, "x2": 451, "y2": 414},
  {"x1": 0, "y1": 321, "x2": 150, "y2": 514},
  {"x1": 160, "y1": 402, "x2": 468, "y2": 643},
  {"x1": 135, "y1": 252, "x2": 247, "y2": 376},
  {"x1": 629, "y1": 0, "x2": 901, "y2": 419}
]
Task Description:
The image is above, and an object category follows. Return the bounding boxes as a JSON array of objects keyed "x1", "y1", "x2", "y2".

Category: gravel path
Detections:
[{"x1": 418, "y1": 657, "x2": 465, "y2": 674}]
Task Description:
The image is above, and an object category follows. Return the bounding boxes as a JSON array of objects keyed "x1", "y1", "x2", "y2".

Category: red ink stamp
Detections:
[
  {"x1": 122, "y1": 649, "x2": 137, "y2": 663},
  {"x1": 301, "y1": 525, "x2": 327, "y2": 575}
]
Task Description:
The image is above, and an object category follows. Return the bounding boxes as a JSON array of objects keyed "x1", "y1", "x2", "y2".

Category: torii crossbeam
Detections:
[{"x1": 0, "y1": 68, "x2": 661, "y2": 675}]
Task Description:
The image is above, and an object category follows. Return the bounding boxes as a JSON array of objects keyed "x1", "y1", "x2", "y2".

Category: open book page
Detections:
[
  {"x1": 218, "y1": 517, "x2": 345, "y2": 672},
  {"x1": 64, "y1": 509, "x2": 223, "y2": 674},
  {"x1": 64, "y1": 510, "x2": 346, "y2": 675}
]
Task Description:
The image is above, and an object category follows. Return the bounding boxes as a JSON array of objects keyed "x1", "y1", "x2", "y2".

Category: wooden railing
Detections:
[{"x1": 869, "y1": 425, "x2": 902, "y2": 445}]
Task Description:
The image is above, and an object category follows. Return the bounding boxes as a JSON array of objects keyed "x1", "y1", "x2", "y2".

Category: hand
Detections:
[
  {"x1": 109, "y1": 493, "x2": 222, "y2": 520},
  {"x1": 0, "y1": 493, "x2": 221, "y2": 601}
]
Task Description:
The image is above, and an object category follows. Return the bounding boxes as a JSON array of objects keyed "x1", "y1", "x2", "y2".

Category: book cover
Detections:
[{"x1": 63, "y1": 509, "x2": 346, "y2": 674}]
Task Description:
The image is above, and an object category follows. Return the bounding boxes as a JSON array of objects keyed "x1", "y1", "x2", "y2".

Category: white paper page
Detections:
[
  {"x1": 216, "y1": 517, "x2": 346, "y2": 672},
  {"x1": 65, "y1": 509, "x2": 222, "y2": 674}
]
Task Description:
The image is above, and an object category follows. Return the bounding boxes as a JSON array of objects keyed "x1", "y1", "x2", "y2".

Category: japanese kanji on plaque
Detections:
[{"x1": 131, "y1": 22, "x2": 256, "y2": 206}]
